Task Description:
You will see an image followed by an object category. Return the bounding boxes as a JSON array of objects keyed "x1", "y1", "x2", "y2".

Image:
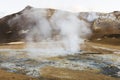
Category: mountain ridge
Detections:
[{"x1": 0, "y1": 6, "x2": 120, "y2": 43}]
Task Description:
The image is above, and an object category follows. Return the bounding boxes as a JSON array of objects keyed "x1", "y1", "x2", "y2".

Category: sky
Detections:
[{"x1": 0, "y1": 0, "x2": 120, "y2": 17}]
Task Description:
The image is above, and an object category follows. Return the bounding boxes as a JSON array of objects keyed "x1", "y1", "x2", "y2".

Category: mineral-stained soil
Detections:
[
  {"x1": 0, "y1": 38, "x2": 120, "y2": 80},
  {"x1": 40, "y1": 66, "x2": 118, "y2": 80},
  {"x1": 0, "y1": 67, "x2": 118, "y2": 80},
  {"x1": 0, "y1": 69, "x2": 38, "y2": 80}
]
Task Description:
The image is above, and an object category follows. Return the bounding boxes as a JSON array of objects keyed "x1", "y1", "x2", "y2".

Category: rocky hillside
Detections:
[
  {"x1": 92, "y1": 11, "x2": 120, "y2": 38},
  {"x1": 0, "y1": 6, "x2": 120, "y2": 43}
]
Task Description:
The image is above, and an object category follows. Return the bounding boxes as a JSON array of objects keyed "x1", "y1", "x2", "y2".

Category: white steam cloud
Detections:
[
  {"x1": 50, "y1": 11, "x2": 90, "y2": 52},
  {"x1": 8, "y1": 7, "x2": 92, "y2": 57}
]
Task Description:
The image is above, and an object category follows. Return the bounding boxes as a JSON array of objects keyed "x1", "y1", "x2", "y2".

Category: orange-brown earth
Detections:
[{"x1": 40, "y1": 66, "x2": 118, "y2": 80}]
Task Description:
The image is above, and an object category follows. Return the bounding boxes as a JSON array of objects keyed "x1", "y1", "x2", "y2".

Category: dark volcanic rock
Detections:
[
  {"x1": 0, "y1": 7, "x2": 26, "y2": 42},
  {"x1": 102, "y1": 66, "x2": 120, "y2": 77},
  {"x1": 0, "y1": 6, "x2": 39, "y2": 43}
]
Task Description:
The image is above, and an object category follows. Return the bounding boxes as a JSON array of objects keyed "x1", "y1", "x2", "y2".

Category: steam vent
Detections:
[{"x1": 0, "y1": 6, "x2": 120, "y2": 80}]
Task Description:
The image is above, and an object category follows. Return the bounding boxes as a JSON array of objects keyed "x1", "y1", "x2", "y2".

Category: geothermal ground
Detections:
[
  {"x1": 0, "y1": 6, "x2": 120, "y2": 80},
  {"x1": 0, "y1": 38, "x2": 120, "y2": 80}
]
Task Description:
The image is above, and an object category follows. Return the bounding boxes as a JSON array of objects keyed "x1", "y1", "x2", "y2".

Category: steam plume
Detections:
[{"x1": 8, "y1": 7, "x2": 92, "y2": 57}]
